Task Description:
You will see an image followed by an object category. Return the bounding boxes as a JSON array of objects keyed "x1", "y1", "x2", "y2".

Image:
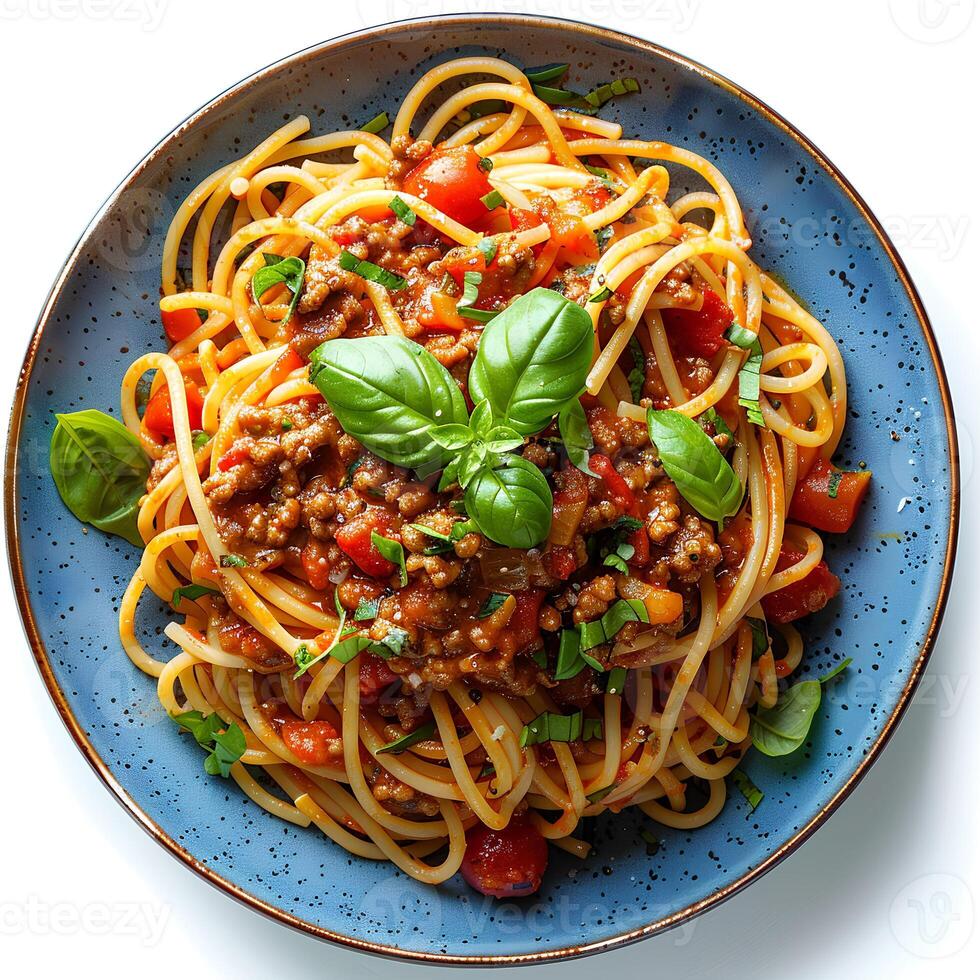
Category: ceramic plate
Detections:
[{"x1": 5, "y1": 14, "x2": 958, "y2": 964}]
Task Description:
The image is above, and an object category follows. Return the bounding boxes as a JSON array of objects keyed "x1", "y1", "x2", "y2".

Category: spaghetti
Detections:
[{"x1": 51, "y1": 57, "x2": 872, "y2": 897}]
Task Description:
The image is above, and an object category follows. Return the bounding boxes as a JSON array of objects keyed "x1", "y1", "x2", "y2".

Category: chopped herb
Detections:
[
  {"x1": 731, "y1": 769, "x2": 764, "y2": 810},
  {"x1": 479, "y1": 762, "x2": 496, "y2": 778},
  {"x1": 725, "y1": 323, "x2": 766, "y2": 426},
  {"x1": 554, "y1": 629, "x2": 587, "y2": 681},
  {"x1": 584, "y1": 164, "x2": 614, "y2": 189},
  {"x1": 172, "y1": 583, "x2": 220, "y2": 607},
  {"x1": 588, "y1": 285, "x2": 614, "y2": 304},
  {"x1": 478, "y1": 592, "x2": 509, "y2": 618},
  {"x1": 605, "y1": 667, "x2": 628, "y2": 696},
  {"x1": 602, "y1": 541, "x2": 635, "y2": 574},
  {"x1": 388, "y1": 195, "x2": 417, "y2": 226},
  {"x1": 354, "y1": 597, "x2": 380, "y2": 621},
  {"x1": 529, "y1": 648, "x2": 547, "y2": 669},
  {"x1": 458, "y1": 271, "x2": 482, "y2": 309},
  {"x1": 377, "y1": 721, "x2": 436, "y2": 755},
  {"x1": 583, "y1": 76, "x2": 641, "y2": 108},
  {"x1": 746, "y1": 616, "x2": 770, "y2": 660},
  {"x1": 480, "y1": 189, "x2": 505, "y2": 211},
  {"x1": 586, "y1": 784, "x2": 615, "y2": 804},
  {"x1": 594, "y1": 226, "x2": 613, "y2": 252},
  {"x1": 827, "y1": 470, "x2": 843, "y2": 499},
  {"x1": 579, "y1": 599, "x2": 650, "y2": 650},
  {"x1": 370, "y1": 531, "x2": 408, "y2": 587},
  {"x1": 520, "y1": 710, "x2": 603, "y2": 747},
  {"x1": 477, "y1": 237, "x2": 498, "y2": 265},
  {"x1": 342, "y1": 455, "x2": 369, "y2": 488},
  {"x1": 639, "y1": 828, "x2": 661, "y2": 856},
  {"x1": 531, "y1": 82, "x2": 588, "y2": 106},
  {"x1": 338, "y1": 250, "x2": 407, "y2": 291},
  {"x1": 700, "y1": 407, "x2": 733, "y2": 443},
  {"x1": 524, "y1": 62, "x2": 570, "y2": 84},
  {"x1": 173, "y1": 710, "x2": 246, "y2": 778},
  {"x1": 369, "y1": 626, "x2": 409, "y2": 659},
  {"x1": 280, "y1": 418, "x2": 293, "y2": 431},
  {"x1": 360, "y1": 111, "x2": 389, "y2": 134},
  {"x1": 325, "y1": 633, "x2": 374, "y2": 666},
  {"x1": 191, "y1": 430, "x2": 212, "y2": 451},
  {"x1": 465, "y1": 99, "x2": 507, "y2": 119},
  {"x1": 627, "y1": 337, "x2": 645, "y2": 402},
  {"x1": 477, "y1": 156, "x2": 494, "y2": 173},
  {"x1": 219, "y1": 553, "x2": 248, "y2": 568}
]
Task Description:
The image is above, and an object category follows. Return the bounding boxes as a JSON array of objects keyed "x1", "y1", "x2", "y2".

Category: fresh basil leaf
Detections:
[
  {"x1": 220, "y1": 553, "x2": 248, "y2": 567},
  {"x1": 457, "y1": 443, "x2": 488, "y2": 490},
  {"x1": 529, "y1": 648, "x2": 547, "y2": 669},
  {"x1": 173, "y1": 711, "x2": 245, "y2": 778},
  {"x1": 588, "y1": 285, "x2": 613, "y2": 304},
  {"x1": 749, "y1": 679, "x2": 822, "y2": 756},
  {"x1": 308, "y1": 336, "x2": 469, "y2": 473},
  {"x1": 251, "y1": 255, "x2": 306, "y2": 327},
  {"x1": 482, "y1": 425, "x2": 524, "y2": 453},
  {"x1": 558, "y1": 398, "x2": 598, "y2": 477},
  {"x1": 377, "y1": 721, "x2": 435, "y2": 755},
  {"x1": 370, "y1": 531, "x2": 408, "y2": 587},
  {"x1": 554, "y1": 629, "x2": 586, "y2": 681},
  {"x1": 469, "y1": 288, "x2": 594, "y2": 435},
  {"x1": 430, "y1": 423, "x2": 474, "y2": 451},
  {"x1": 326, "y1": 633, "x2": 374, "y2": 666},
  {"x1": 338, "y1": 250, "x2": 406, "y2": 291},
  {"x1": 191, "y1": 430, "x2": 212, "y2": 451},
  {"x1": 700, "y1": 407, "x2": 733, "y2": 443},
  {"x1": 586, "y1": 784, "x2": 615, "y2": 804},
  {"x1": 520, "y1": 710, "x2": 603, "y2": 747},
  {"x1": 646, "y1": 409, "x2": 743, "y2": 524},
  {"x1": 49, "y1": 409, "x2": 150, "y2": 547},
  {"x1": 172, "y1": 583, "x2": 220, "y2": 607},
  {"x1": 464, "y1": 455, "x2": 553, "y2": 548},
  {"x1": 388, "y1": 195, "x2": 416, "y2": 226},
  {"x1": 438, "y1": 457, "x2": 460, "y2": 491},
  {"x1": 354, "y1": 597, "x2": 379, "y2": 621},
  {"x1": 456, "y1": 305, "x2": 498, "y2": 324},
  {"x1": 360, "y1": 111, "x2": 389, "y2": 134},
  {"x1": 725, "y1": 323, "x2": 766, "y2": 426},
  {"x1": 731, "y1": 769, "x2": 764, "y2": 810},
  {"x1": 458, "y1": 271, "x2": 482, "y2": 309},
  {"x1": 531, "y1": 83, "x2": 589, "y2": 107},
  {"x1": 594, "y1": 226, "x2": 613, "y2": 252},
  {"x1": 469, "y1": 399, "x2": 493, "y2": 437},
  {"x1": 478, "y1": 592, "x2": 509, "y2": 618}
]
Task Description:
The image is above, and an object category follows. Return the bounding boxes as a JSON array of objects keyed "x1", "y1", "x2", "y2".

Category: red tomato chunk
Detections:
[
  {"x1": 762, "y1": 544, "x2": 841, "y2": 624},
  {"x1": 460, "y1": 819, "x2": 548, "y2": 898}
]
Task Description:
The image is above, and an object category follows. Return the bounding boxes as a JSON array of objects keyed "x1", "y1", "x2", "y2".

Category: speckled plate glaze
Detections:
[{"x1": 5, "y1": 14, "x2": 958, "y2": 965}]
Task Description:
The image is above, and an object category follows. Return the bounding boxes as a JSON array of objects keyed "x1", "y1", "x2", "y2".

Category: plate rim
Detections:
[{"x1": 3, "y1": 12, "x2": 960, "y2": 966}]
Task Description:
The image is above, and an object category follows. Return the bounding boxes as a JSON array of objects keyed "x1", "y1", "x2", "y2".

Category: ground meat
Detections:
[
  {"x1": 646, "y1": 481, "x2": 682, "y2": 544},
  {"x1": 665, "y1": 514, "x2": 723, "y2": 584},
  {"x1": 146, "y1": 443, "x2": 178, "y2": 492},
  {"x1": 573, "y1": 574, "x2": 618, "y2": 624},
  {"x1": 364, "y1": 757, "x2": 440, "y2": 817},
  {"x1": 387, "y1": 135, "x2": 433, "y2": 185},
  {"x1": 296, "y1": 241, "x2": 364, "y2": 315},
  {"x1": 587, "y1": 406, "x2": 648, "y2": 458}
]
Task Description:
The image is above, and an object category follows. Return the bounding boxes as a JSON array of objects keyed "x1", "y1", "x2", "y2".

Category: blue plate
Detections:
[{"x1": 4, "y1": 14, "x2": 958, "y2": 964}]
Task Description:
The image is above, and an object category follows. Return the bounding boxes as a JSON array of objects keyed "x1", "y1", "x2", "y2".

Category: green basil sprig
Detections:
[
  {"x1": 308, "y1": 336, "x2": 469, "y2": 472},
  {"x1": 173, "y1": 710, "x2": 246, "y2": 778},
  {"x1": 49, "y1": 409, "x2": 150, "y2": 547},
  {"x1": 469, "y1": 288, "x2": 594, "y2": 435},
  {"x1": 309, "y1": 288, "x2": 593, "y2": 548},
  {"x1": 646, "y1": 408, "x2": 743, "y2": 525},
  {"x1": 750, "y1": 658, "x2": 853, "y2": 756}
]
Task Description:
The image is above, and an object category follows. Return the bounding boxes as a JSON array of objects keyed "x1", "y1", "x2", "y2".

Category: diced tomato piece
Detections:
[
  {"x1": 216, "y1": 442, "x2": 250, "y2": 471},
  {"x1": 629, "y1": 526, "x2": 650, "y2": 567},
  {"x1": 663, "y1": 289, "x2": 734, "y2": 359},
  {"x1": 461, "y1": 818, "x2": 549, "y2": 898},
  {"x1": 761, "y1": 544, "x2": 842, "y2": 624},
  {"x1": 300, "y1": 537, "x2": 332, "y2": 591},
  {"x1": 334, "y1": 509, "x2": 400, "y2": 578},
  {"x1": 359, "y1": 655, "x2": 398, "y2": 704},
  {"x1": 500, "y1": 589, "x2": 546, "y2": 656},
  {"x1": 281, "y1": 719, "x2": 339, "y2": 766},
  {"x1": 789, "y1": 458, "x2": 872, "y2": 533},
  {"x1": 416, "y1": 284, "x2": 466, "y2": 331},
  {"x1": 545, "y1": 545, "x2": 578, "y2": 580},
  {"x1": 510, "y1": 197, "x2": 596, "y2": 257},
  {"x1": 588, "y1": 454, "x2": 635, "y2": 510},
  {"x1": 143, "y1": 379, "x2": 204, "y2": 438},
  {"x1": 162, "y1": 306, "x2": 204, "y2": 343},
  {"x1": 403, "y1": 146, "x2": 494, "y2": 227}
]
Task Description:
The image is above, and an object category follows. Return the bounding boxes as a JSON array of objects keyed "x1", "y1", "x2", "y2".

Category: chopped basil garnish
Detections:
[
  {"x1": 746, "y1": 616, "x2": 770, "y2": 660},
  {"x1": 588, "y1": 285, "x2": 614, "y2": 304},
  {"x1": 388, "y1": 195, "x2": 417, "y2": 226},
  {"x1": 480, "y1": 189, "x2": 505, "y2": 211},
  {"x1": 524, "y1": 62, "x2": 570, "y2": 84},
  {"x1": 354, "y1": 597, "x2": 380, "y2": 621},
  {"x1": 360, "y1": 111, "x2": 389, "y2": 134},
  {"x1": 477, "y1": 237, "x2": 498, "y2": 265},
  {"x1": 725, "y1": 323, "x2": 765, "y2": 426},
  {"x1": 172, "y1": 583, "x2": 220, "y2": 607},
  {"x1": 627, "y1": 337, "x2": 645, "y2": 402},
  {"x1": 827, "y1": 470, "x2": 843, "y2": 499},
  {"x1": 477, "y1": 156, "x2": 494, "y2": 173},
  {"x1": 251, "y1": 253, "x2": 306, "y2": 328},
  {"x1": 519, "y1": 710, "x2": 603, "y2": 747},
  {"x1": 605, "y1": 667, "x2": 628, "y2": 696},
  {"x1": 377, "y1": 721, "x2": 435, "y2": 755},
  {"x1": 370, "y1": 531, "x2": 408, "y2": 587},
  {"x1": 586, "y1": 784, "x2": 615, "y2": 804},
  {"x1": 478, "y1": 592, "x2": 509, "y2": 618},
  {"x1": 583, "y1": 76, "x2": 640, "y2": 108},
  {"x1": 173, "y1": 710, "x2": 246, "y2": 778},
  {"x1": 219, "y1": 553, "x2": 248, "y2": 568},
  {"x1": 731, "y1": 769, "x2": 764, "y2": 810},
  {"x1": 579, "y1": 599, "x2": 650, "y2": 650},
  {"x1": 192, "y1": 430, "x2": 212, "y2": 451},
  {"x1": 818, "y1": 657, "x2": 853, "y2": 684},
  {"x1": 338, "y1": 249, "x2": 406, "y2": 291},
  {"x1": 458, "y1": 271, "x2": 482, "y2": 309}
]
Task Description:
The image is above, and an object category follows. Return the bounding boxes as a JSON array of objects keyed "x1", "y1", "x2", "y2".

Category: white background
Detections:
[{"x1": 1, "y1": 1, "x2": 978, "y2": 976}]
